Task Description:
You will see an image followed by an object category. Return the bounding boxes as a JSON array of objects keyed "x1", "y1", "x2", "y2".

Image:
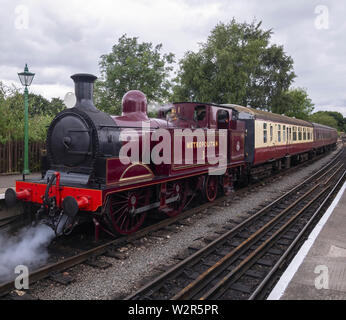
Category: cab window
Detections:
[
  {"x1": 193, "y1": 105, "x2": 208, "y2": 128},
  {"x1": 194, "y1": 105, "x2": 206, "y2": 122},
  {"x1": 165, "y1": 107, "x2": 177, "y2": 122},
  {"x1": 217, "y1": 110, "x2": 229, "y2": 129}
]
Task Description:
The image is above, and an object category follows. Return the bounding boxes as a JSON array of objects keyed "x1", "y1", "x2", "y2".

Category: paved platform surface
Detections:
[
  {"x1": 268, "y1": 181, "x2": 346, "y2": 300},
  {"x1": 0, "y1": 173, "x2": 41, "y2": 219},
  {"x1": 0, "y1": 173, "x2": 41, "y2": 198}
]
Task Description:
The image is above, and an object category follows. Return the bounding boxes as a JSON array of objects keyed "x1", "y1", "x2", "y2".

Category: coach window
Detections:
[
  {"x1": 303, "y1": 128, "x2": 307, "y2": 140},
  {"x1": 263, "y1": 123, "x2": 268, "y2": 143},
  {"x1": 270, "y1": 125, "x2": 273, "y2": 142},
  {"x1": 298, "y1": 127, "x2": 302, "y2": 141},
  {"x1": 283, "y1": 125, "x2": 286, "y2": 142},
  {"x1": 293, "y1": 127, "x2": 297, "y2": 141},
  {"x1": 217, "y1": 110, "x2": 229, "y2": 129},
  {"x1": 278, "y1": 125, "x2": 281, "y2": 142}
]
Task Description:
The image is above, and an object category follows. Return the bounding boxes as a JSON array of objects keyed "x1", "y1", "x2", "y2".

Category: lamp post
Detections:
[{"x1": 18, "y1": 63, "x2": 35, "y2": 177}]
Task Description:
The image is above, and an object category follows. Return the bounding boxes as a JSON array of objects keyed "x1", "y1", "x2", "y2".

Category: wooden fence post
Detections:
[{"x1": 0, "y1": 140, "x2": 45, "y2": 174}]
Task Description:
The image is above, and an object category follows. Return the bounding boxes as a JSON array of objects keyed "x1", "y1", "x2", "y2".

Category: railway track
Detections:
[
  {"x1": 0, "y1": 147, "x2": 343, "y2": 298},
  {"x1": 125, "y1": 148, "x2": 345, "y2": 300}
]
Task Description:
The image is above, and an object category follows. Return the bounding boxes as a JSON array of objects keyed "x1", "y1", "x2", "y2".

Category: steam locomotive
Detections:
[{"x1": 5, "y1": 73, "x2": 338, "y2": 237}]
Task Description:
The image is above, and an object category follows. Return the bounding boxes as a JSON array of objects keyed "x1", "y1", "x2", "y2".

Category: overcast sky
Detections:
[{"x1": 0, "y1": 0, "x2": 345, "y2": 116}]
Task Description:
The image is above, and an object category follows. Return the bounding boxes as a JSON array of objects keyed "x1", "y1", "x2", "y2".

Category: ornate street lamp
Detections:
[{"x1": 18, "y1": 63, "x2": 35, "y2": 176}]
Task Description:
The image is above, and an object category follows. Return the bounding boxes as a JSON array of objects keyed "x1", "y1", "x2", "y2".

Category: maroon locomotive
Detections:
[{"x1": 5, "y1": 73, "x2": 338, "y2": 237}]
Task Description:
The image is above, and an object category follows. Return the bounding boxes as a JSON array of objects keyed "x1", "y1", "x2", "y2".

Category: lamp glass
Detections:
[{"x1": 18, "y1": 71, "x2": 35, "y2": 86}]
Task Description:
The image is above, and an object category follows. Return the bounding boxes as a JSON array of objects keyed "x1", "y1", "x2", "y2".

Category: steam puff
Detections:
[{"x1": 0, "y1": 225, "x2": 55, "y2": 282}]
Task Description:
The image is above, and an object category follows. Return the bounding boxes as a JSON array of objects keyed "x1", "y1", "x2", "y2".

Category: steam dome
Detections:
[{"x1": 122, "y1": 90, "x2": 147, "y2": 116}]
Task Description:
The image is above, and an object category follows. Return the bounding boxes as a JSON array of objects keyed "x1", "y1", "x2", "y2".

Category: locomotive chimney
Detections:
[{"x1": 71, "y1": 73, "x2": 98, "y2": 112}]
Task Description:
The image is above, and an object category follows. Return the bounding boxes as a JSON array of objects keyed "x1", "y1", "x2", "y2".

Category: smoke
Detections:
[
  {"x1": 148, "y1": 101, "x2": 171, "y2": 117},
  {"x1": 0, "y1": 224, "x2": 55, "y2": 282}
]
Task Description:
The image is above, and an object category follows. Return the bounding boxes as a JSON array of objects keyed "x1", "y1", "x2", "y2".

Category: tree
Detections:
[
  {"x1": 323, "y1": 111, "x2": 346, "y2": 132},
  {"x1": 0, "y1": 84, "x2": 59, "y2": 143},
  {"x1": 276, "y1": 88, "x2": 314, "y2": 120},
  {"x1": 309, "y1": 111, "x2": 346, "y2": 132},
  {"x1": 0, "y1": 81, "x2": 6, "y2": 101},
  {"x1": 172, "y1": 19, "x2": 296, "y2": 111},
  {"x1": 29, "y1": 94, "x2": 65, "y2": 116},
  {"x1": 48, "y1": 97, "x2": 66, "y2": 116},
  {"x1": 0, "y1": 84, "x2": 24, "y2": 143},
  {"x1": 95, "y1": 34, "x2": 175, "y2": 114},
  {"x1": 310, "y1": 112, "x2": 339, "y2": 129},
  {"x1": 0, "y1": 82, "x2": 6, "y2": 140}
]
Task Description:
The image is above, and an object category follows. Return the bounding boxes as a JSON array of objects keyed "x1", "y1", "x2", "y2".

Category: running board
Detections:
[{"x1": 134, "y1": 195, "x2": 179, "y2": 215}]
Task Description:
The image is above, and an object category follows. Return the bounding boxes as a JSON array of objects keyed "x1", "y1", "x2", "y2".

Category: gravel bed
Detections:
[{"x1": 28, "y1": 147, "x2": 341, "y2": 300}]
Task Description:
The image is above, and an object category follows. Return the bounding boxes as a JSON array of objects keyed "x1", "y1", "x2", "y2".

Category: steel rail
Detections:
[
  {"x1": 172, "y1": 165, "x2": 344, "y2": 300},
  {"x1": 249, "y1": 170, "x2": 346, "y2": 300},
  {"x1": 0, "y1": 147, "x2": 342, "y2": 298},
  {"x1": 171, "y1": 183, "x2": 321, "y2": 300},
  {"x1": 125, "y1": 148, "x2": 344, "y2": 300},
  {"x1": 0, "y1": 198, "x2": 223, "y2": 297},
  {"x1": 200, "y1": 166, "x2": 345, "y2": 300}
]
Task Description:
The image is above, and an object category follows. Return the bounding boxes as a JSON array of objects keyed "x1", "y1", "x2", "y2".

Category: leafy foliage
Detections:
[
  {"x1": 172, "y1": 19, "x2": 296, "y2": 113},
  {"x1": 322, "y1": 111, "x2": 346, "y2": 132},
  {"x1": 28, "y1": 95, "x2": 65, "y2": 116},
  {"x1": 0, "y1": 82, "x2": 61, "y2": 143},
  {"x1": 95, "y1": 34, "x2": 175, "y2": 114},
  {"x1": 310, "y1": 111, "x2": 345, "y2": 131},
  {"x1": 277, "y1": 88, "x2": 314, "y2": 120}
]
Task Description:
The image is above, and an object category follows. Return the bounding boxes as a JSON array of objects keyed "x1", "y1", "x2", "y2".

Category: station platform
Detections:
[
  {"x1": 0, "y1": 173, "x2": 41, "y2": 199},
  {"x1": 268, "y1": 181, "x2": 346, "y2": 300},
  {"x1": 0, "y1": 173, "x2": 41, "y2": 221}
]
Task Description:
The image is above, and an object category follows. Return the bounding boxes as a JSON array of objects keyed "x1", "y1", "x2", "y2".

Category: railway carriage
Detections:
[
  {"x1": 5, "y1": 73, "x2": 338, "y2": 238},
  {"x1": 313, "y1": 122, "x2": 338, "y2": 151},
  {"x1": 223, "y1": 105, "x2": 317, "y2": 171}
]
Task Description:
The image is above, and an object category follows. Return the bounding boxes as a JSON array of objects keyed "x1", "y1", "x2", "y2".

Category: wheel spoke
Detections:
[
  {"x1": 205, "y1": 176, "x2": 218, "y2": 202},
  {"x1": 107, "y1": 190, "x2": 148, "y2": 235},
  {"x1": 112, "y1": 203, "x2": 127, "y2": 215},
  {"x1": 115, "y1": 207, "x2": 128, "y2": 224},
  {"x1": 162, "y1": 181, "x2": 187, "y2": 217}
]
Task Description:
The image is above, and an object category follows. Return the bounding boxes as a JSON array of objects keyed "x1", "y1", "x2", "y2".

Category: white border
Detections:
[{"x1": 267, "y1": 181, "x2": 346, "y2": 300}]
